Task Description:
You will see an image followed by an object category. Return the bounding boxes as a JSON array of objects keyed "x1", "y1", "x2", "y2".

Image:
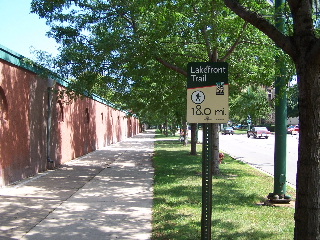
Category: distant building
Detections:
[{"x1": 288, "y1": 117, "x2": 299, "y2": 125}]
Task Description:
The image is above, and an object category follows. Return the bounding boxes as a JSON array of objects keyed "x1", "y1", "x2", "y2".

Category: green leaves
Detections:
[
  {"x1": 287, "y1": 83, "x2": 298, "y2": 118},
  {"x1": 230, "y1": 86, "x2": 272, "y2": 124},
  {"x1": 31, "y1": 0, "x2": 281, "y2": 125}
]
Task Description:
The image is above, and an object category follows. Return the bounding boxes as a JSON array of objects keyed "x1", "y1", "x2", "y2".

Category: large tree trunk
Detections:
[{"x1": 294, "y1": 61, "x2": 320, "y2": 239}]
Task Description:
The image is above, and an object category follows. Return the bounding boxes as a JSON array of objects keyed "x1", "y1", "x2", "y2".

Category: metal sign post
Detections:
[
  {"x1": 201, "y1": 123, "x2": 213, "y2": 239},
  {"x1": 187, "y1": 62, "x2": 228, "y2": 240}
]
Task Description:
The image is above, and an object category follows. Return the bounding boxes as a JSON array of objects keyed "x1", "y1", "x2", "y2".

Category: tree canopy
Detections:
[
  {"x1": 31, "y1": 0, "x2": 277, "y2": 125},
  {"x1": 230, "y1": 85, "x2": 272, "y2": 125}
]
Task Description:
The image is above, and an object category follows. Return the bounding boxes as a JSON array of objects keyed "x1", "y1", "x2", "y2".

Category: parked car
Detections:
[
  {"x1": 233, "y1": 124, "x2": 242, "y2": 130},
  {"x1": 222, "y1": 127, "x2": 234, "y2": 135},
  {"x1": 287, "y1": 125, "x2": 299, "y2": 135},
  {"x1": 247, "y1": 127, "x2": 271, "y2": 139}
]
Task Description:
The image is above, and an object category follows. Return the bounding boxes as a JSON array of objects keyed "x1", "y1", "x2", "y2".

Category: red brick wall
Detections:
[
  {"x1": 0, "y1": 60, "x2": 48, "y2": 186},
  {"x1": 0, "y1": 58, "x2": 140, "y2": 187}
]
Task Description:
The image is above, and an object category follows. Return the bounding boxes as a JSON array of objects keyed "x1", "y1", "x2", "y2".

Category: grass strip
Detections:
[{"x1": 152, "y1": 135, "x2": 295, "y2": 240}]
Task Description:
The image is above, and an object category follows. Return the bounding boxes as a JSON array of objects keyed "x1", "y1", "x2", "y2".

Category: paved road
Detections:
[{"x1": 219, "y1": 133, "x2": 298, "y2": 187}]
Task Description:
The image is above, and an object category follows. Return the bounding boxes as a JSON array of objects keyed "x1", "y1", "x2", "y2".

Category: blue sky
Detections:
[{"x1": 0, "y1": 0, "x2": 59, "y2": 59}]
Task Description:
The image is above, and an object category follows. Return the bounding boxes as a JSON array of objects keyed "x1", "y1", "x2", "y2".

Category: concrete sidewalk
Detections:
[{"x1": 0, "y1": 130, "x2": 155, "y2": 240}]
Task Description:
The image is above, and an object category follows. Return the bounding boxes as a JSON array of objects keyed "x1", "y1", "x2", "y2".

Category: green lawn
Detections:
[
  {"x1": 233, "y1": 129, "x2": 248, "y2": 134},
  {"x1": 152, "y1": 135, "x2": 295, "y2": 240}
]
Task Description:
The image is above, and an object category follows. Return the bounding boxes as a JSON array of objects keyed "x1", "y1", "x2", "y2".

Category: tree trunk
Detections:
[
  {"x1": 164, "y1": 119, "x2": 168, "y2": 137},
  {"x1": 294, "y1": 61, "x2": 320, "y2": 240},
  {"x1": 210, "y1": 52, "x2": 221, "y2": 175},
  {"x1": 182, "y1": 121, "x2": 188, "y2": 146},
  {"x1": 212, "y1": 123, "x2": 220, "y2": 175},
  {"x1": 190, "y1": 123, "x2": 198, "y2": 155}
]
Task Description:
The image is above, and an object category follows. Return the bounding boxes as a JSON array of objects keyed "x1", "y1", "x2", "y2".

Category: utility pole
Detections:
[{"x1": 267, "y1": 0, "x2": 291, "y2": 203}]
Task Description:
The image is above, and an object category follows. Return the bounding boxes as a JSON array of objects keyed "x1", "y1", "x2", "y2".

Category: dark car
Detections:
[
  {"x1": 222, "y1": 127, "x2": 234, "y2": 135},
  {"x1": 247, "y1": 127, "x2": 271, "y2": 139}
]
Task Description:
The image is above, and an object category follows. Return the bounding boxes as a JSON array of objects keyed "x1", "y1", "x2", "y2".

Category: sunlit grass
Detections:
[
  {"x1": 152, "y1": 135, "x2": 295, "y2": 240},
  {"x1": 233, "y1": 129, "x2": 248, "y2": 134}
]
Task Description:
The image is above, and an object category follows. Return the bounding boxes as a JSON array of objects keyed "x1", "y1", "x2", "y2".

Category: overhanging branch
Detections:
[
  {"x1": 155, "y1": 57, "x2": 187, "y2": 76},
  {"x1": 220, "y1": 22, "x2": 248, "y2": 62},
  {"x1": 223, "y1": 0, "x2": 297, "y2": 60}
]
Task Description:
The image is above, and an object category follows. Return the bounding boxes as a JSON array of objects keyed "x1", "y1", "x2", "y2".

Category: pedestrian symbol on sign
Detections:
[{"x1": 191, "y1": 90, "x2": 205, "y2": 104}]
